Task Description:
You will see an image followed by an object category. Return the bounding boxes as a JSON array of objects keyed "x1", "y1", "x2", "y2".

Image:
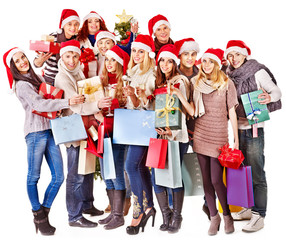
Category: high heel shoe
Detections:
[
  {"x1": 126, "y1": 213, "x2": 146, "y2": 235},
  {"x1": 141, "y1": 207, "x2": 156, "y2": 231},
  {"x1": 208, "y1": 213, "x2": 221, "y2": 236}
]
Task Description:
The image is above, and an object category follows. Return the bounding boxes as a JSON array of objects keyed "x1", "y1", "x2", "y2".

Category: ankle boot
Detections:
[
  {"x1": 168, "y1": 190, "x2": 184, "y2": 233},
  {"x1": 33, "y1": 206, "x2": 55, "y2": 235},
  {"x1": 208, "y1": 213, "x2": 221, "y2": 236},
  {"x1": 104, "y1": 189, "x2": 126, "y2": 230},
  {"x1": 223, "y1": 214, "x2": 234, "y2": 234},
  {"x1": 42, "y1": 206, "x2": 56, "y2": 233},
  {"x1": 99, "y1": 189, "x2": 114, "y2": 225},
  {"x1": 155, "y1": 191, "x2": 173, "y2": 231}
]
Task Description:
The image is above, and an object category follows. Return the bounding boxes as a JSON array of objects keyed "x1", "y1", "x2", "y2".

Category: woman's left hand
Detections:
[
  {"x1": 155, "y1": 127, "x2": 172, "y2": 137},
  {"x1": 131, "y1": 22, "x2": 139, "y2": 34},
  {"x1": 258, "y1": 88, "x2": 271, "y2": 104}
]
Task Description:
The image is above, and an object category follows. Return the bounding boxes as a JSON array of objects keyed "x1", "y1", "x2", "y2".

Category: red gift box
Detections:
[
  {"x1": 145, "y1": 138, "x2": 168, "y2": 169},
  {"x1": 29, "y1": 40, "x2": 61, "y2": 54},
  {"x1": 218, "y1": 144, "x2": 245, "y2": 169},
  {"x1": 32, "y1": 83, "x2": 64, "y2": 119}
]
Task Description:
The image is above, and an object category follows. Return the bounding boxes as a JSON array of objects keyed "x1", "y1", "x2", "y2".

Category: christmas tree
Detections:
[{"x1": 114, "y1": 9, "x2": 134, "y2": 45}]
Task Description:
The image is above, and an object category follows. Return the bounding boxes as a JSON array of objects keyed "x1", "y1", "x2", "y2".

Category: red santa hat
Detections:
[
  {"x1": 225, "y1": 40, "x2": 251, "y2": 59},
  {"x1": 95, "y1": 30, "x2": 117, "y2": 44},
  {"x1": 83, "y1": 11, "x2": 104, "y2": 23},
  {"x1": 105, "y1": 45, "x2": 130, "y2": 75},
  {"x1": 60, "y1": 40, "x2": 81, "y2": 57},
  {"x1": 202, "y1": 48, "x2": 224, "y2": 68},
  {"x1": 156, "y1": 44, "x2": 179, "y2": 65},
  {"x1": 174, "y1": 38, "x2": 200, "y2": 55},
  {"x1": 3, "y1": 47, "x2": 24, "y2": 89},
  {"x1": 148, "y1": 14, "x2": 171, "y2": 36},
  {"x1": 131, "y1": 34, "x2": 155, "y2": 58},
  {"x1": 59, "y1": 9, "x2": 80, "y2": 29}
]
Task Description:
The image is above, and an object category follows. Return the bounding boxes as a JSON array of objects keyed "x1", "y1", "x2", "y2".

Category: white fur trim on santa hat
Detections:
[
  {"x1": 60, "y1": 46, "x2": 81, "y2": 57},
  {"x1": 61, "y1": 16, "x2": 80, "y2": 28},
  {"x1": 179, "y1": 41, "x2": 200, "y2": 55},
  {"x1": 105, "y1": 50, "x2": 123, "y2": 66},
  {"x1": 225, "y1": 46, "x2": 250, "y2": 59},
  {"x1": 158, "y1": 51, "x2": 179, "y2": 65},
  {"x1": 6, "y1": 48, "x2": 24, "y2": 66},
  {"x1": 131, "y1": 42, "x2": 152, "y2": 53},
  {"x1": 83, "y1": 12, "x2": 102, "y2": 23},
  {"x1": 96, "y1": 31, "x2": 116, "y2": 44},
  {"x1": 152, "y1": 20, "x2": 171, "y2": 35},
  {"x1": 202, "y1": 53, "x2": 222, "y2": 68}
]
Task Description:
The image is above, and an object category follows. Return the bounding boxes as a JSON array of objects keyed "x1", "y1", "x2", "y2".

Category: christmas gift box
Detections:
[
  {"x1": 154, "y1": 87, "x2": 182, "y2": 130},
  {"x1": 102, "y1": 137, "x2": 116, "y2": 180},
  {"x1": 113, "y1": 109, "x2": 157, "y2": 146},
  {"x1": 181, "y1": 153, "x2": 204, "y2": 196},
  {"x1": 50, "y1": 114, "x2": 87, "y2": 145},
  {"x1": 227, "y1": 166, "x2": 255, "y2": 208},
  {"x1": 145, "y1": 138, "x2": 168, "y2": 169},
  {"x1": 241, "y1": 90, "x2": 270, "y2": 125},
  {"x1": 29, "y1": 40, "x2": 61, "y2": 54},
  {"x1": 155, "y1": 141, "x2": 183, "y2": 188},
  {"x1": 77, "y1": 76, "x2": 104, "y2": 102},
  {"x1": 78, "y1": 140, "x2": 96, "y2": 175},
  {"x1": 218, "y1": 144, "x2": 244, "y2": 169},
  {"x1": 32, "y1": 82, "x2": 64, "y2": 119}
]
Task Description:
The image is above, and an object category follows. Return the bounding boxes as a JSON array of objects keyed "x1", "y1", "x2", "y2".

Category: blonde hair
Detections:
[
  {"x1": 127, "y1": 51, "x2": 155, "y2": 75},
  {"x1": 196, "y1": 60, "x2": 228, "y2": 91},
  {"x1": 102, "y1": 62, "x2": 126, "y2": 107}
]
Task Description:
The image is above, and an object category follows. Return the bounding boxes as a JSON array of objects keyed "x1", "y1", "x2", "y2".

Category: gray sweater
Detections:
[{"x1": 15, "y1": 80, "x2": 69, "y2": 137}]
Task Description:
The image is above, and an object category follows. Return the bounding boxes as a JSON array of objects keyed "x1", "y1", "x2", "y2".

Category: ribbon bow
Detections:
[
  {"x1": 247, "y1": 108, "x2": 261, "y2": 121},
  {"x1": 218, "y1": 143, "x2": 245, "y2": 169}
]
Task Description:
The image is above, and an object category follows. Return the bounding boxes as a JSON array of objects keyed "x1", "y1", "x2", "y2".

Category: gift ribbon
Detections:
[
  {"x1": 155, "y1": 94, "x2": 182, "y2": 127},
  {"x1": 246, "y1": 93, "x2": 267, "y2": 122}
]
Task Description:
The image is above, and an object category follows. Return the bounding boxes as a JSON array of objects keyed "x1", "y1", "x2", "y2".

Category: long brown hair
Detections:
[
  {"x1": 155, "y1": 58, "x2": 179, "y2": 89},
  {"x1": 77, "y1": 19, "x2": 108, "y2": 42}
]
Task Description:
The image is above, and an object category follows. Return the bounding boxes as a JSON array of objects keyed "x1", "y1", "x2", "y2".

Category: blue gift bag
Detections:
[
  {"x1": 155, "y1": 141, "x2": 183, "y2": 188},
  {"x1": 113, "y1": 109, "x2": 157, "y2": 146},
  {"x1": 103, "y1": 138, "x2": 116, "y2": 180},
  {"x1": 50, "y1": 114, "x2": 87, "y2": 145}
]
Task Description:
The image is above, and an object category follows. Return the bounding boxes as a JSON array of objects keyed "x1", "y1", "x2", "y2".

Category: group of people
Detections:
[{"x1": 3, "y1": 8, "x2": 282, "y2": 237}]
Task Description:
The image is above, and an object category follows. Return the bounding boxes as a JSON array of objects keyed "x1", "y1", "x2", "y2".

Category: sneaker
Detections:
[
  {"x1": 232, "y1": 208, "x2": 252, "y2": 221},
  {"x1": 242, "y1": 212, "x2": 264, "y2": 232}
]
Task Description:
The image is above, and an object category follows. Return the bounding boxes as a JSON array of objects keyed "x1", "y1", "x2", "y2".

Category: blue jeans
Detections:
[
  {"x1": 151, "y1": 142, "x2": 189, "y2": 194},
  {"x1": 125, "y1": 145, "x2": 153, "y2": 219},
  {"x1": 66, "y1": 145, "x2": 94, "y2": 222},
  {"x1": 99, "y1": 142, "x2": 126, "y2": 190},
  {"x1": 25, "y1": 130, "x2": 64, "y2": 211},
  {"x1": 239, "y1": 128, "x2": 267, "y2": 217}
]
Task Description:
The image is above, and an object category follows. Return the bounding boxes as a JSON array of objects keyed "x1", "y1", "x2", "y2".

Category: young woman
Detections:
[
  {"x1": 54, "y1": 40, "x2": 110, "y2": 228},
  {"x1": 34, "y1": 9, "x2": 80, "y2": 85},
  {"x1": 148, "y1": 14, "x2": 174, "y2": 56},
  {"x1": 97, "y1": 45, "x2": 130, "y2": 230},
  {"x1": 225, "y1": 40, "x2": 282, "y2": 232},
  {"x1": 152, "y1": 44, "x2": 190, "y2": 234},
  {"x1": 77, "y1": 11, "x2": 108, "y2": 78},
  {"x1": 124, "y1": 34, "x2": 156, "y2": 235},
  {"x1": 179, "y1": 48, "x2": 239, "y2": 235},
  {"x1": 3, "y1": 47, "x2": 84, "y2": 235}
]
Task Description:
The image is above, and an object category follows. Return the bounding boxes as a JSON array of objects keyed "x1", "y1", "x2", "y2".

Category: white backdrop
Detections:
[{"x1": 0, "y1": 0, "x2": 285, "y2": 239}]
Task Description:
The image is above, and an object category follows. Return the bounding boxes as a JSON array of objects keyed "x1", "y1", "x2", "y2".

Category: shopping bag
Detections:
[
  {"x1": 218, "y1": 167, "x2": 242, "y2": 213},
  {"x1": 102, "y1": 138, "x2": 116, "y2": 180},
  {"x1": 50, "y1": 114, "x2": 87, "y2": 145},
  {"x1": 227, "y1": 166, "x2": 255, "y2": 208},
  {"x1": 85, "y1": 130, "x2": 102, "y2": 159},
  {"x1": 218, "y1": 144, "x2": 244, "y2": 169},
  {"x1": 181, "y1": 153, "x2": 204, "y2": 196},
  {"x1": 78, "y1": 140, "x2": 96, "y2": 175},
  {"x1": 145, "y1": 138, "x2": 168, "y2": 169},
  {"x1": 155, "y1": 141, "x2": 182, "y2": 188},
  {"x1": 97, "y1": 124, "x2": 104, "y2": 154},
  {"x1": 113, "y1": 109, "x2": 157, "y2": 146}
]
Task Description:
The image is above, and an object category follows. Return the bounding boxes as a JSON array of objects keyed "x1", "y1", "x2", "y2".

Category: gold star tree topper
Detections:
[{"x1": 116, "y1": 9, "x2": 133, "y2": 23}]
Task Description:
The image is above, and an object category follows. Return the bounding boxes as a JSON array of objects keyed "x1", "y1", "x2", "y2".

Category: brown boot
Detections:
[
  {"x1": 223, "y1": 214, "x2": 234, "y2": 234},
  {"x1": 123, "y1": 197, "x2": 131, "y2": 216},
  {"x1": 104, "y1": 190, "x2": 126, "y2": 230},
  {"x1": 155, "y1": 191, "x2": 173, "y2": 231},
  {"x1": 33, "y1": 206, "x2": 55, "y2": 235},
  {"x1": 99, "y1": 189, "x2": 114, "y2": 225},
  {"x1": 168, "y1": 190, "x2": 184, "y2": 233},
  {"x1": 208, "y1": 213, "x2": 221, "y2": 236}
]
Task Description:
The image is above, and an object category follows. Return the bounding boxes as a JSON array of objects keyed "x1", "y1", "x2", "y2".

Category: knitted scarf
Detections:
[{"x1": 227, "y1": 59, "x2": 281, "y2": 117}]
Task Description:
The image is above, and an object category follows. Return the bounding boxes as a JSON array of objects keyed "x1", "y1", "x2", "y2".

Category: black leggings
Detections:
[{"x1": 197, "y1": 153, "x2": 230, "y2": 217}]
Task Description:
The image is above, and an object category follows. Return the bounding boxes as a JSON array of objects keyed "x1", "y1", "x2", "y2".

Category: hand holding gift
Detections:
[{"x1": 218, "y1": 143, "x2": 244, "y2": 169}]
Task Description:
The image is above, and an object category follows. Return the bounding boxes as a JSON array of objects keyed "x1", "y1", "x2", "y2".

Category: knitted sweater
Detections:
[{"x1": 15, "y1": 78, "x2": 69, "y2": 137}]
